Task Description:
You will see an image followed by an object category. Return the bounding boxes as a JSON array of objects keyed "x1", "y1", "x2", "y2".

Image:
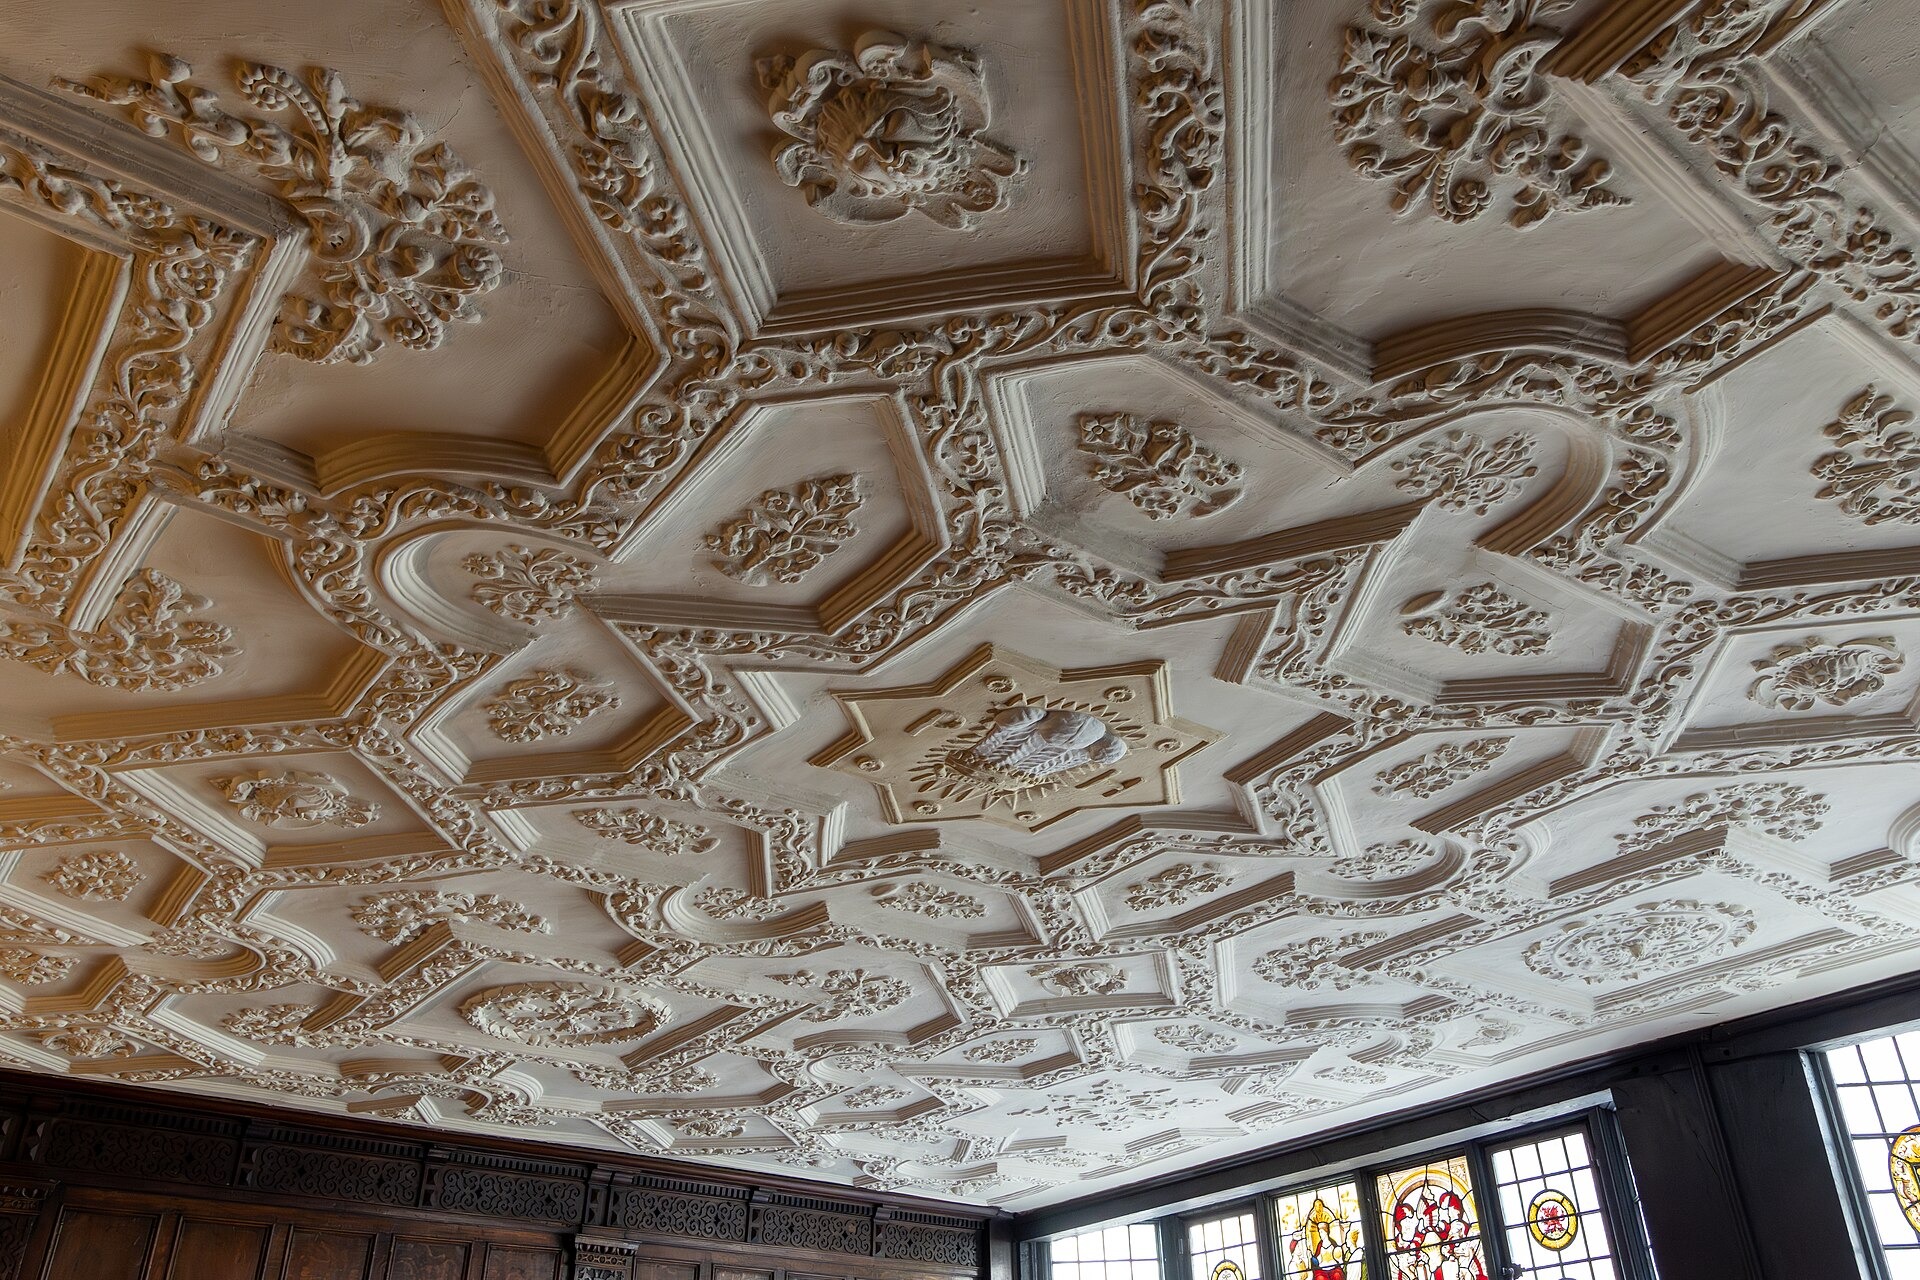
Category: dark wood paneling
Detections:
[
  {"x1": 43, "y1": 1208, "x2": 158, "y2": 1280},
  {"x1": 385, "y1": 1239, "x2": 466, "y2": 1280},
  {"x1": 284, "y1": 1229, "x2": 375, "y2": 1280},
  {"x1": 0, "y1": 1070, "x2": 991, "y2": 1280},
  {"x1": 167, "y1": 1218, "x2": 271, "y2": 1280},
  {"x1": 479, "y1": 1245, "x2": 563, "y2": 1280}
]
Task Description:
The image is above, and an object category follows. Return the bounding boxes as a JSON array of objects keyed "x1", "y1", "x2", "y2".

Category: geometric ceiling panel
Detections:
[{"x1": 5, "y1": 0, "x2": 1920, "y2": 1213}]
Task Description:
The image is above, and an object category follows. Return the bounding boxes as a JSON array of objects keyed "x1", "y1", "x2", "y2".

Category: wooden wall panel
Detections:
[
  {"x1": 166, "y1": 1218, "x2": 272, "y2": 1280},
  {"x1": 42, "y1": 1208, "x2": 158, "y2": 1280},
  {"x1": 384, "y1": 1239, "x2": 467, "y2": 1280},
  {"x1": 284, "y1": 1229, "x2": 375, "y2": 1280},
  {"x1": 480, "y1": 1245, "x2": 564, "y2": 1280}
]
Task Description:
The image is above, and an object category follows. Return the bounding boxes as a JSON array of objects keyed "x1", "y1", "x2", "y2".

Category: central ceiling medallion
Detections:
[{"x1": 813, "y1": 646, "x2": 1216, "y2": 831}]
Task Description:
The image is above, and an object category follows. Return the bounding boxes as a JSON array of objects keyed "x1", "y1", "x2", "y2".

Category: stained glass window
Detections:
[
  {"x1": 1051, "y1": 1224, "x2": 1163, "y2": 1280},
  {"x1": 1188, "y1": 1210, "x2": 1263, "y2": 1280},
  {"x1": 1488, "y1": 1128, "x2": 1623, "y2": 1279},
  {"x1": 1825, "y1": 1030, "x2": 1920, "y2": 1277},
  {"x1": 1374, "y1": 1157, "x2": 1489, "y2": 1280},
  {"x1": 1273, "y1": 1180, "x2": 1366, "y2": 1280}
]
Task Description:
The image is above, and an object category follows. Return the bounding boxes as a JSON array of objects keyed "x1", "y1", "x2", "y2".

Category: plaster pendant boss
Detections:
[
  {"x1": 813, "y1": 645, "x2": 1217, "y2": 832},
  {"x1": 757, "y1": 31, "x2": 1026, "y2": 228}
]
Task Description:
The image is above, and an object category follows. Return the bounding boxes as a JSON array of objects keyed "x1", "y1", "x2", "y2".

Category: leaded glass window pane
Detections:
[
  {"x1": 1825, "y1": 1031, "x2": 1920, "y2": 1268},
  {"x1": 1052, "y1": 1224, "x2": 1163, "y2": 1280},
  {"x1": 1188, "y1": 1209, "x2": 1262, "y2": 1280},
  {"x1": 1273, "y1": 1180, "x2": 1366, "y2": 1279},
  {"x1": 1374, "y1": 1156, "x2": 1489, "y2": 1280},
  {"x1": 1487, "y1": 1128, "x2": 1621, "y2": 1279}
]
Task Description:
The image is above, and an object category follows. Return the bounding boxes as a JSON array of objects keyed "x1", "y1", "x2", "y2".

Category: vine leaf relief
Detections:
[
  {"x1": 60, "y1": 53, "x2": 509, "y2": 364},
  {"x1": 1331, "y1": 0, "x2": 1629, "y2": 227}
]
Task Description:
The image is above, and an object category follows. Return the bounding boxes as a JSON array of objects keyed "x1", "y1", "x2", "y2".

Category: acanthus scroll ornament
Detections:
[
  {"x1": 483, "y1": 669, "x2": 618, "y2": 742},
  {"x1": 1330, "y1": 0, "x2": 1627, "y2": 228},
  {"x1": 59, "y1": 54, "x2": 508, "y2": 364},
  {"x1": 1076, "y1": 412, "x2": 1244, "y2": 520},
  {"x1": 42, "y1": 850, "x2": 146, "y2": 902},
  {"x1": 1812, "y1": 388, "x2": 1920, "y2": 526},
  {"x1": 1372, "y1": 737, "x2": 1510, "y2": 799},
  {"x1": 215, "y1": 770, "x2": 380, "y2": 829},
  {"x1": 0, "y1": 569, "x2": 235, "y2": 691},
  {"x1": 705, "y1": 476, "x2": 864, "y2": 587},
  {"x1": 1523, "y1": 901, "x2": 1756, "y2": 984},
  {"x1": 463, "y1": 546, "x2": 598, "y2": 622},
  {"x1": 1748, "y1": 636, "x2": 1905, "y2": 711},
  {"x1": 756, "y1": 32, "x2": 1026, "y2": 228},
  {"x1": 461, "y1": 980, "x2": 671, "y2": 1047},
  {"x1": 573, "y1": 808, "x2": 717, "y2": 854},
  {"x1": 1400, "y1": 583, "x2": 1552, "y2": 656}
]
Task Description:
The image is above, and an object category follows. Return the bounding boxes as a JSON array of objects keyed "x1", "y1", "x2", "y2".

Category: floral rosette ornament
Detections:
[{"x1": 757, "y1": 32, "x2": 1025, "y2": 228}]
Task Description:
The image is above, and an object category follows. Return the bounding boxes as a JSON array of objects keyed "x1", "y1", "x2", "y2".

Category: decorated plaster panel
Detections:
[{"x1": 2, "y1": 0, "x2": 1920, "y2": 1215}]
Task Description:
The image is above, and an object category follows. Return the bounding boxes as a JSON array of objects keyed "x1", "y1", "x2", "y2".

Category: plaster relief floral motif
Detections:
[
  {"x1": 461, "y1": 980, "x2": 670, "y2": 1047},
  {"x1": 1153, "y1": 1023, "x2": 1236, "y2": 1054},
  {"x1": 1075, "y1": 412, "x2": 1244, "y2": 520},
  {"x1": 1813, "y1": 387, "x2": 1920, "y2": 526},
  {"x1": 963, "y1": 1038, "x2": 1039, "y2": 1064},
  {"x1": 839, "y1": 1084, "x2": 909, "y2": 1109},
  {"x1": 1523, "y1": 901, "x2": 1757, "y2": 985},
  {"x1": 463, "y1": 546, "x2": 598, "y2": 622},
  {"x1": 1391, "y1": 431, "x2": 1540, "y2": 515},
  {"x1": 215, "y1": 770, "x2": 380, "y2": 829},
  {"x1": 38, "y1": 1026, "x2": 136, "y2": 1059},
  {"x1": 704, "y1": 475, "x2": 863, "y2": 587},
  {"x1": 61, "y1": 54, "x2": 508, "y2": 364},
  {"x1": 1122, "y1": 862, "x2": 1229, "y2": 911},
  {"x1": 1748, "y1": 635, "x2": 1905, "y2": 711},
  {"x1": 692, "y1": 886, "x2": 784, "y2": 921},
  {"x1": 41, "y1": 850, "x2": 145, "y2": 902},
  {"x1": 1253, "y1": 931, "x2": 1388, "y2": 991},
  {"x1": 1330, "y1": 0, "x2": 1627, "y2": 227},
  {"x1": 1010, "y1": 1080, "x2": 1176, "y2": 1130},
  {"x1": 221, "y1": 1004, "x2": 313, "y2": 1044},
  {"x1": 1371, "y1": 737, "x2": 1510, "y2": 799},
  {"x1": 872, "y1": 880, "x2": 987, "y2": 919},
  {"x1": 1315, "y1": 1063, "x2": 1388, "y2": 1086},
  {"x1": 1399, "y1": 582, "x2": 1553, "y2": 656},
  {"x1": 1031, "y1": 962, "x2": 1126, "y2": 998},
  {"x1": 351, "y1": 891, "x2": 550, "y2": 944},
  {"x1": 773, "y1": 968, "x2": 911, "y2": 1021},
  {"x1": 756, "y1": 33, "x2": 1025, "y2": 228},
  {"x1": 483, "y1": 669, "x2": 618, "y2": 742},
  {"x1": 573, "y1": 808, "x2": 718, "y2": 855},
  {"x1": 670, "y1": 1113, "x2": 747, "y2": 1140},
  {"x1": 1617, "y1": 783, "x2": 1828, "y2": 856},
  {"x1": 0, "y1": 948, "x2": 74, "y2": 985},
  {"x1": 1330, "y1": 838, "x2": 1440, "y2": 879},
  {"x1": 0, "y1": 569, "x2": 235, "y2": 691}
]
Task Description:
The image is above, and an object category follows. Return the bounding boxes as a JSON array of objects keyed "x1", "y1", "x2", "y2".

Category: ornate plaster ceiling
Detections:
[{"x1": 0, "y1": 0, "x2": 1918, "y2": 1210}]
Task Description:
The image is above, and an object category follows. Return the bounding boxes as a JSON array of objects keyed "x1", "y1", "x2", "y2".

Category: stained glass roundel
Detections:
[
  {"x1": 1526, "y1": 1189, "x2": 1580, "y2": 1250},
  {"x1": 1211, "y1": 1262, "x2": 1243, "y2": 1280},
  {"x1": 1891, "y1": 1126, "x2": 1920, "y2": 1235}
]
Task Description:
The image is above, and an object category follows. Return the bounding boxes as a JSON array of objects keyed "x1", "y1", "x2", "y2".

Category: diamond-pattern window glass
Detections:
[
  {"x1": 1052, "y1": 1224, "x2": 1163, "y2": 1280},
  {"x1": 1825, "y1": 1030, "x2": 1920, "y2": 1274},
  {"x1": 1374, "y1": 1156, "x2": 1489, "y2": 1280},
  {"x1": 1188, "y1": 1210, "x2": 1263, "y2": 1280},
  {"x1": 1487, "y1": 1128, "x2": 1622, "y2": 1278},
  {"x1": 1272, "y1": 1180, "x2": 1366, "y2": 1279}
]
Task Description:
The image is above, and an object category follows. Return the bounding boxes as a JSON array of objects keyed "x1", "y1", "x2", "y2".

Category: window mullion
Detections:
[
  {"x1": 1464, "y1": 1140, "x2": 1515, "y2": 1280},
  {"x1": 1158, "y1": 1215, "x2": 1188, "y2": 1280},
  {"x1": 1356, "y1": 1163, "x2": 1392, "y2": 1279}
]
